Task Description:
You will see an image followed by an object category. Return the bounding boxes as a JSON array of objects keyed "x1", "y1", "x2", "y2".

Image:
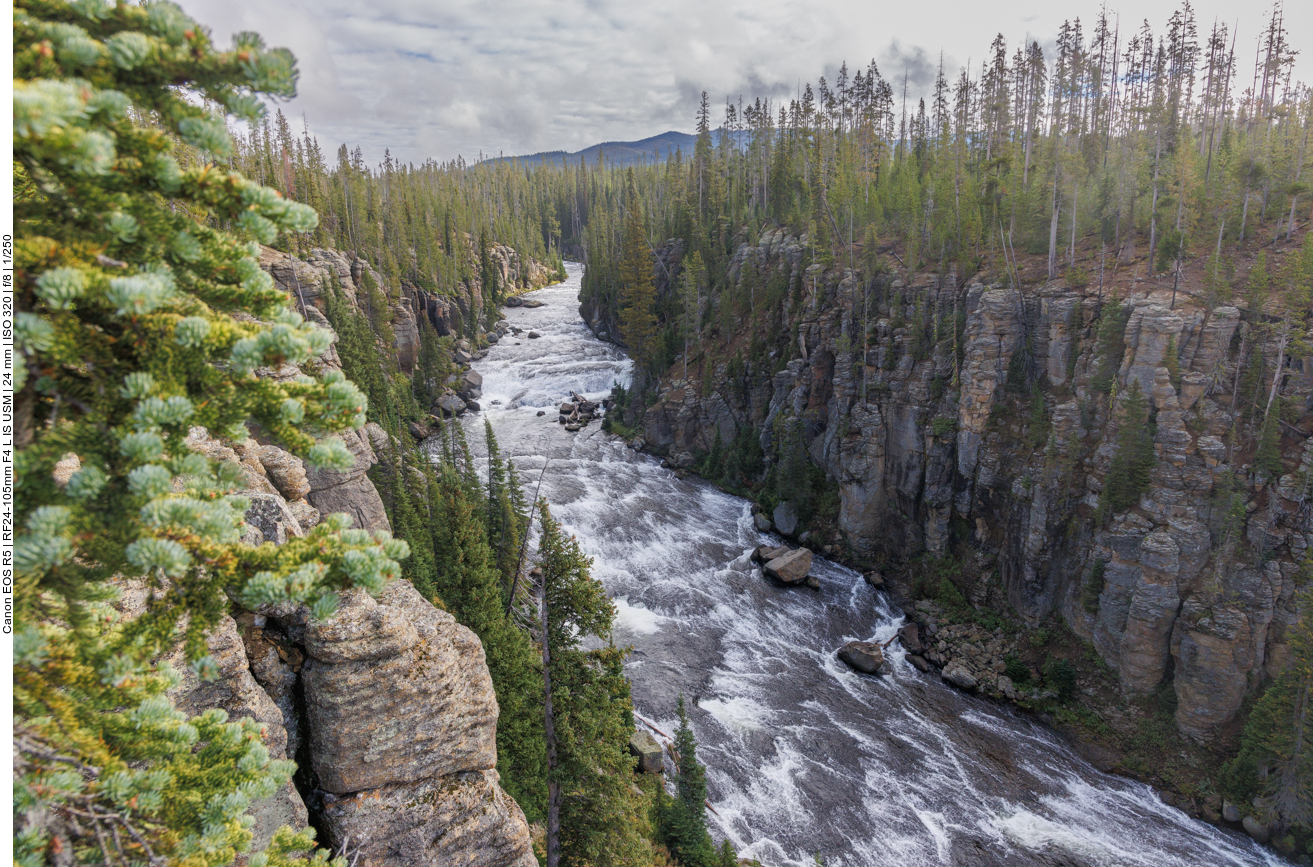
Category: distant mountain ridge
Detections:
[{"x1": 487, "y1": 130, "x2": 697, "y2": 167}]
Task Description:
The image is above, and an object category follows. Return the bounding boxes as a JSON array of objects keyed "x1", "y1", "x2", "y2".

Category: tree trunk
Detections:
[
  {"x1": 541, "y1": 587, "x2": 561, "y2": 867},
  {"x1": 1048, "y1": 181, "x2": 1061, "y2": 279}
]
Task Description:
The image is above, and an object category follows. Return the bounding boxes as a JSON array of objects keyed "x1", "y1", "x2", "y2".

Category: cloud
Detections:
[
  {"x1": 174, "y1": 0, "x2": 1312, "y2": 166},
  {"x1": 879, "y1": 40, "x2": 943, "y2": 93}
]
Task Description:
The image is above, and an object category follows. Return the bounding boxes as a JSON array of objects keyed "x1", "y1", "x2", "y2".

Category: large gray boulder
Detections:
[
  {"x1": 628, "y1": 730, "x2": 664, "y2": 774},
  {"x1": 434, "y1": 392, "x2": 467, "y2": 418},
  {"x1": 942, "y1": 664, "x2": 978, "y2": 691},
  {"x1": 254, "y1": 443, "x2": 311, "y2": 501},
  {"x1": 303, "y1": 429, "x2": 391, "y2": 533},
  {"x1": 772, "y1": 501, "x2": 799, "y2": 536},
  {"x1": 243, "y1": 492, "x2": 305, "y2": 545},
  {"x1": 764, "y1": 548, "x2": 813, "y2": 584},
  {"x1": 837, "y1": 641, "x2": 888, "y2": 675},
  {"x1": 752, "y1": 544, "x2": 790, "y2": 563}
]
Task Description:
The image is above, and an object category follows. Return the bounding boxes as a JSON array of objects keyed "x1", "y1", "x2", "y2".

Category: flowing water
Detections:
[{"x1": 455, "y1": 263, "x2": 1280, "y2": 867}]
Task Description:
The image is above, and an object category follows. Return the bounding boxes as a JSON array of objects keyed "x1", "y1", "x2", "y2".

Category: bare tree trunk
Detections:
[
  {"x1": 1149, "y1": 130, "x2": 1162, "y2": 271},
  {"x1": 1264, "y1": 319, "x2": 1290, "y2": 421}
]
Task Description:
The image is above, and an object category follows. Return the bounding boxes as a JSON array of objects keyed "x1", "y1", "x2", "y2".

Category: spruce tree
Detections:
[
  {"x1": 618, "y1": 169, "x2": 660, "y2": 382},
  {"x1": 661, "y1": 695, "x2": 717, "y2": 867},
  {"x1": 13, "y1": 3, "x2": 407, "y2": 864},
  {"x1": 1098, "y1": 380, "x2": 1157, "y2": 520},
  {"x1": 538, "y1": 505, "x2": 649, "y2": 867},
  {"x1": 428, "y1": 465, "x2": 547, "y2": 822},
  {"x1": 484, "y1": 419, "x2": 526, "y2": 592}
]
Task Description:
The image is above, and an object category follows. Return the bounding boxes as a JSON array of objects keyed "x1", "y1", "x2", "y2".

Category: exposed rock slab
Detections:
[
  {"x1": 628, "y1": 730, "x2": 664, "y2": 774},
  {"x1": 321, "y1": 770, "x2": 536, "y2": 867},
  {"x1": 303, "y1": 581, "x2": 499, "y2": 793},
  {"x1": 303, "y1": 428, "x2": 390, "y2": 533},
  {"x1": 763, "y1": 548, "x2": 813, "y2": 585}
]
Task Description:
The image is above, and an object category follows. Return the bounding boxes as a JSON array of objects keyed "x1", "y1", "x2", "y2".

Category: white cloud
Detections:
[{"x1": 175, "y1": 0, "x2": 1311, "y2": 166}]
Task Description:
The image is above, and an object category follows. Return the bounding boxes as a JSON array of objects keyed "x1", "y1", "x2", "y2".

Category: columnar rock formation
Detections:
[{"x1": 630, "y1": 228, "x2": 1312, "y2": 742}]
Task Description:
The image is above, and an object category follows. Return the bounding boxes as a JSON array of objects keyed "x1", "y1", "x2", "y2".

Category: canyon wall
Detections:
[{"x1": 630, "y1": 228, "x2": 1312, "y2": 741}]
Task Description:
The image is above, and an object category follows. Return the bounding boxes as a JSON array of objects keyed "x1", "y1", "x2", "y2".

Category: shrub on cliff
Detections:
[{"x1": 13, "y1": 2, "x2": 407, "y2": 864}]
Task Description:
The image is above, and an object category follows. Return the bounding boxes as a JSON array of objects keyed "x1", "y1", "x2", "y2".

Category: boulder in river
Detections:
[
  {"x1": 628, "y1": 731, "x2": 663, "y2": 774},
  {"x1": 559, "y1": 402, "x2": 575, "y2": 415},
  {"x1": 863, "y1": 570, "x2": 886, "y2": 588},
  {"x1": 898, "y1": 623, "x2": 923, "y2": 655},
  {"x1": 1242, "y1": 816, "x2": 1269, "y2": 843},
  {"x1": 764, "y1": 548, "x2": 812, "y2": 585},
  {"x1": 752, "y1": 544, "x2": 790, "y2": 563},
  {"x1": 837, "y1": 641, "x2": 888, "y2": 675},
  {"x1": 465, "y1": 400, "x2": 481, "y2": 413},
  {"x1": 773, "y1": 501, "x2": 799, "y2": 537},
  {"x1": 753, "y1": 512, "x2": 772, "y2": 532},
  {"x1": 906, "y1": 654, "x2": 932, "y2": 673},
  {"x1": 527, "y1": 331, "x2": 541, "y2": 339}
]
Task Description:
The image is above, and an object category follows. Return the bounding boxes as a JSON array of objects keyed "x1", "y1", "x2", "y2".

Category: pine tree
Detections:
[
  {"x1": 13, "y1": 3, "x2": 408, "y2": 864},
  {"x1": 485, "y1": 419, "x2": 526, "y2": 593},
  {"x1": 537, "y1": 505, "x2": 649, "y2": 867},
  {"x1": 1098, "y1": 380, "x2": 1157, "y2": 520},
  {"x1": 618, "y1": 169, "x2": 660, "y2": 381},
  {"x1": 660, "y1": 695, "x2": 716, "y2": 867},
  {"x1": 1222, "y1": 585, "x2": 1313, "y2": 834},
  {"x1": 428, "y1": 465, "x2": 548, "y2": 821}
]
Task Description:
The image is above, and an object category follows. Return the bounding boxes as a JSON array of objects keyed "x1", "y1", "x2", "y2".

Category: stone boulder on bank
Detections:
[
  {"x1": 628, "y1": 730, "x2": 664, "y2": 774},
  {"x1": 772, "y1": 501, "x2": 799, "y2": 536}
]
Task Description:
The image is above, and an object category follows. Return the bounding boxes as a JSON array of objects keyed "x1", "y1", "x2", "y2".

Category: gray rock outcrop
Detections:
[{"x1": 627, "y1": 228, "x2": 1311, "y2": 745}]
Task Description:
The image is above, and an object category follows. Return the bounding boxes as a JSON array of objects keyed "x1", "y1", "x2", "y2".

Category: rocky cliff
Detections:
[
  {"x1": 128, "y1": 246, "x2": 544, "y2": 866},
  {"x1": 261, "y1": 240, "x2": 552, "y2": 375},
  {"x1": 629, "y1": 228, "x2": 1312, "y2": 747}
]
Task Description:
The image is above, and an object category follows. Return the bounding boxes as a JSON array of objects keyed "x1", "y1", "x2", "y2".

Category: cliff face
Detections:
[
  {"x1": 633, "y1": 228, "x2": 1312, "y2": 742},
  {"x1": 261, "y1": 241, "x2": 552, "y2": 374},
  {"x1": 140, "y1": 247, "x2": 542, "y2": 866}
]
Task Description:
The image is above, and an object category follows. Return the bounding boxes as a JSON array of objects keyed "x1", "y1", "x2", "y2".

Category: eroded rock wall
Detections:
[{"x1": 634, "y1": 228, "x2": 1313, "y2": 741}]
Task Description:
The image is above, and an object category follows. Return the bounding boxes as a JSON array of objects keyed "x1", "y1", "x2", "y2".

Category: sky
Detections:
[{"x1": 176, "y1": 0, "x2": 1312, "y2": 167}]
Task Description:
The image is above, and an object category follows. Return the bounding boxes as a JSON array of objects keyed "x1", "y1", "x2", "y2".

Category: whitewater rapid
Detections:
[{"x1": 454, "y1": 263, "x2": 1280, "y2": 867}]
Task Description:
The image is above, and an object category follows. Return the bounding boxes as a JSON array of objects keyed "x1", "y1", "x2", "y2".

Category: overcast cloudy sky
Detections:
[{"x1": 177, "y1": 0, "x2": 1310, "y2": 166}]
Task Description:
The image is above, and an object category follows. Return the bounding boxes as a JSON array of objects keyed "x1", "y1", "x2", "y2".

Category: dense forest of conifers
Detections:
[{"x1": 230, "y1": 3, "x2": 1310, "y2": 383}]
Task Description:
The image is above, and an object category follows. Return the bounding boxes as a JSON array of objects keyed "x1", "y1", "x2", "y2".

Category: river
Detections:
[{"x1": 455, "y1": 263, "x2": 1280, "y2": 867}]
